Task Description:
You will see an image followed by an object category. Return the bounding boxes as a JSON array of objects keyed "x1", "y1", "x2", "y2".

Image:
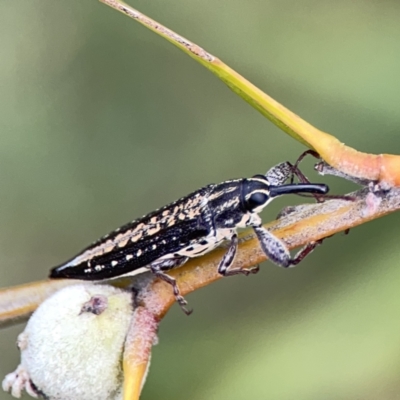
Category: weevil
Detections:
[{"x1": 50, "y1": 162, "x2": 328, "y2": 314}]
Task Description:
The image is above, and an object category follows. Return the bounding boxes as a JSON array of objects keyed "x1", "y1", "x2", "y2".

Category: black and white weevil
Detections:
[{"x1": 50, "y1": 162, "x2": 328, "y2": 314}]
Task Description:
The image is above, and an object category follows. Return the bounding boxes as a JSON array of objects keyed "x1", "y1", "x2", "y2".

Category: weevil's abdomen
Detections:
[{"x1": 50, "y1": 187, "x2": 213, "y2": 281}]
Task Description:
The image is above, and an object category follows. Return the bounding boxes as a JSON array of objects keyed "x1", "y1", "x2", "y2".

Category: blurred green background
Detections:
[{"x1": 1, "y1": 1, "x2": 400, "y2": 399}]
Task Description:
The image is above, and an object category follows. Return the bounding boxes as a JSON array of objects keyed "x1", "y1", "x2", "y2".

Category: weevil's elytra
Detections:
[{"x1": 50, "y1": 164, "x2": 329, "y2": 314}]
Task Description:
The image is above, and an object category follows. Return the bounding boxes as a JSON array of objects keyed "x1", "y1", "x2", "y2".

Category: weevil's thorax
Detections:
[
  {"x1": 208, "y1": 177, "x2": 272, "y2": 230},
  {"x1": 208, "y1": 180, "x2": 244, "y2": 229}
]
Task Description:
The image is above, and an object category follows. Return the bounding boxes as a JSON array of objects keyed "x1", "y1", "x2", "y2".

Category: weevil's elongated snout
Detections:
[{"x1": 269, "y1": 183, "x2": 329, "y2": 197}]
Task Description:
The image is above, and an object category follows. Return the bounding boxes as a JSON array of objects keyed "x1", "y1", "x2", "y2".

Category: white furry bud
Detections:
[{"x1": 3, "y1": 283, "x2": 134, "y2": 400}]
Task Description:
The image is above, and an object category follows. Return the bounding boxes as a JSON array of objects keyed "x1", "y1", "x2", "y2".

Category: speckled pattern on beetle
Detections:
[{"x1": 50, "y1": 162, "x2": 329, "y2": 314}]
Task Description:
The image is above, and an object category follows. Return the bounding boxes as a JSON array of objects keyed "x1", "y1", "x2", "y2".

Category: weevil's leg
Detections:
[
  {"x1": 253, "y1": 225, "x2": 291, "y2": 267},
  {"x1": 288, "y1": 150, "x2": 320, "y2": 185},
  {"x1": 296, "y1": 150, "x2": 379, "y2": 187},
  {"x1": 267, "y1": 161, "x2": 326, "y2": 208},
  {"x1": 217, "y1": 234, "x2": 238, "y2": 275},
  {"x1": 218, "y1": 234, "x2": 259, "y2": 276},
  {"x1": 253, "y1": 225, "x2": 321, "y2": 268},
  {"x1": 265, "y1": 160, "x2": 314, "y2": 188},
  {"x1": 291, "y1": 153, "x2": 329, "y2": 202},
  {"x1": 290, "y1": 240, "x2": 323, "y2": 266},
  {"x1": 267, "y1": 150, "x2": 323, "y2": 186},
  {"x1": 293, "y1": 150, "x2": 320, "y2": 172},
  {"x1": 295, "y1": 150, "x2": 365, "y2": 193},
  {"x1": 150, "y1": 256, "x2": 192, "y2": 315}
]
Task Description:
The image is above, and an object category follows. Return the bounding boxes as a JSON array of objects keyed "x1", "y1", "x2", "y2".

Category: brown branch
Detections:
[
  {"x1": 1, "y1": 186, "x2": 399, "y2": 327},
  {"x1": 129, "y1": 186, "x2": 399, "y2": 319}
]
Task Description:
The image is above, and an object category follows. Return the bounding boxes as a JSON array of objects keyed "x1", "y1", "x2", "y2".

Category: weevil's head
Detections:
[
  {"x1": 207, "y1": 175, "x2": 329, "y2": 230},
  {"x1": 240, "y1": 175, "x2": 329, "y2": 214}
]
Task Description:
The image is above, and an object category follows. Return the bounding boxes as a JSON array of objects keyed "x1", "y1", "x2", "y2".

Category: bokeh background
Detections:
[{"x1": 1, "y1": 1, "x2": 400, "y2": 399}]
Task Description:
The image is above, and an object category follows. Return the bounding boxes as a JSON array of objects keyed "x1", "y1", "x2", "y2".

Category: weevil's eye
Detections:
[{"x1": 245, "y1": 191, "x2": 270, "y2": 211}]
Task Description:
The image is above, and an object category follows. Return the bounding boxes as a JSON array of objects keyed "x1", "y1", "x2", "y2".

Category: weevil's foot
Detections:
[
  {"x1": 176, "y1": 295, "x2": 193, "y2": 315},
  {"x1": 243, "y1": 265, "x2": 260, "y2": 275},
  {"x1": 222, "y1": 265, "x2": 260, "y2": 277},
  {"x1": 241, "y1": 265, "x2": 260, "y2": 276},
  {"x1": 181, "y1": 306, "x2": 193, "y2": 316},
  {"x1": 249, "y1": 264, "x2": 260, "y2": 274}
]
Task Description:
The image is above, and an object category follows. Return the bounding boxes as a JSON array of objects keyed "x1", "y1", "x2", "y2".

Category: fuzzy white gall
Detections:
[{"x1": 2, "y1": 283, "x2": 134, "y2": 400}]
